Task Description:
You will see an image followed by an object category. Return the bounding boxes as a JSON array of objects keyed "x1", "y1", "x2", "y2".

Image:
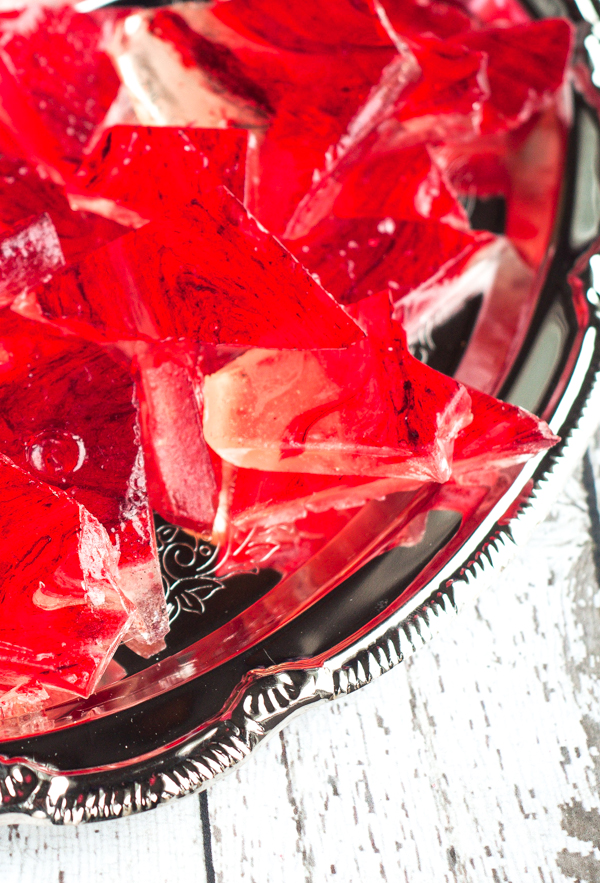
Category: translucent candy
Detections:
[
  {"x1": 285, "y1": 215, "x2": 494, "y2": 307},
  {"x1": 0, "y1": 5, "x2": 120, "y2": 181},
  {"x1": 203, "y1": 294, "x2": 471, "y2": 480},
  {"x1": 0, "y1": 311, "x2": 168, "y2": 657},
  {"x1": 20, "y1": 189, "x2": 363, "y2": 350},
  {"x1": 447, "y1": 20, "x2": 573, "y2": 134},
  {"x1": 72, "y1": 125, "x2": 248, "y2": 225},
  {"x1": 0, "y1": 213, "x2": 64, "y2": 306},
  {"x1": 0, "y1": 453, "x2": 131, "y2": 697},
  {"x1": 0, "y1": 153, "x2": 127, "y2": 263}
]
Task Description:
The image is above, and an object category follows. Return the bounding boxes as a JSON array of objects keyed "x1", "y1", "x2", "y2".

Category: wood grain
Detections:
[
  {"x1": 208, "y1": 454, "x2": 600, "y2": 882},
  {"x1": 0, "y1": 796, "x2": 208, "y2": 883},
  {"x1": 4, "y1": 445, "x2": 600, "y2": 882}
]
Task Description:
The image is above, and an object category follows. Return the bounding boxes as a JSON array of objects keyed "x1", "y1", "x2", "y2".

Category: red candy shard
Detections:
[
  {"x1": 72, "y1": 126, "x2": 248, "y2": 225},
  {"x1": 20, "y1": 189, "x2": 363, "y2": 350},
  {"x1": 373, "y1": 0, "x2": 474, "y2": 40},
  {"x1": 285, "y1": 215, "x2": 494, "y2": 310},
  {"x1": 203, "y1": 293, "x2": 471, "y2": 481},
  {"x1": 448, "y1": 20, "x2": 573, "y2": 134},
  {"x1": 0, "y1": 153, "x2": 128, "y2": 264},
  {"x1": 0, "y1": 213, "x2": 64, "y2": 306},
  {"x1": 0, "y1": 453, "x2": 131, "y2": 697},
  {"x1": 211, "y1": 0, "x2": 393, "y2": 50},
  {"x1": 108, "y1": 4, "x2": 400, "y2": 233},
  {"x1": 286, "y1": 139, "x2": 468, "y2": 241},
  {"x1": 134, "y1": 343, "x2": 218, "y2": 534},
  {"x1": 0, "y1": 311, "x2": 168, "y2": 656},
  {"x1": 453, "y1": 0, "x2": 530, "y2": 25},
  {"x1": 0, "y1": 5, "x2": 120, "y2": 181},
  {"x1": 452, "y1": 386, "x2": 559, "y2": 481}
]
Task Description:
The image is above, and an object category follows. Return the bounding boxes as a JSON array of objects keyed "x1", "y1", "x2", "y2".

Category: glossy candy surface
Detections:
[{"x1": 0, "y1": 0, "x2": 573, "y2": 731}]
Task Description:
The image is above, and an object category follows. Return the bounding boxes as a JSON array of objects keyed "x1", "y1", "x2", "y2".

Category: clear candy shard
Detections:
[
  {"x1": 203, "y1": 293, "x2": 472, "y2": 481},
  {"x1": 0, "y1": 213, "x2": 64, "y2": 306}
]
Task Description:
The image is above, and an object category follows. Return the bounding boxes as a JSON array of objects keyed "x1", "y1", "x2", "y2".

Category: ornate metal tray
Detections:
[{"x1": 1, "y1": 0, "x2": 600, "y2": 826}]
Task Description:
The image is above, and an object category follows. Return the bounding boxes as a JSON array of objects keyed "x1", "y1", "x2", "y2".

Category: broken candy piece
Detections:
[
  {"x1": 0, "y1": 453, "x2": 131, "y2": 697},
  {"x1": 108, "y1": 9, "x2": 272, "y2": 130},
  {"x1": 372, "y1": 0, "x2": 474, "y2": 40},
  {"x1": 0, "y1": 5, "x2": 120, "y2": 181},
  {"x1": 20, "y1": 189, "x2": 363, "y2": 350},
  {"x1": 452, "y1": 386, "x2": 559, "y2": 482},
  {"x1": 113, "y1": 3, "x2": 401, "y2": 233},
  {"x1": 285, "y1": 215, "x2": 494, "y2": 307},
  {"x1": 0, "y1": 311, "x2": 168, "y2": 656},
  {"x1": 203, "y1": 293, "x2": 472, "y2": 480},
  {"x1": 448, "y1": 19, "x2": 573, "y2": 134},
  {"x1": 72, "y1": 126, "x2": 248, "y2": 225},
  {"x1": 0, "y1": 213, "x2": 64, "y2": 307},
  {"x1": 211, "y1": 0, "x2": 393, "y2": 50},
  {"x1": 0, "y1": 153, "x2": 128, "y2": 263},
  {"x1": 286, "y1": 141, "x2": 468, "y2": 241},
  {"x1": 134, "y1": 343, "x2": 219, "y2": 534}
]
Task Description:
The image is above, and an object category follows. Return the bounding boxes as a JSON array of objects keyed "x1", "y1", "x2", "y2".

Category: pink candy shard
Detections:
[
  {"x1": 134, "y1": 343, "x2": 219, "y2": 534},
  {"x1": 0, "y1": 5, "x2": 120, "y2": 181},
  {"x1": 203, "y1": 292, "x2": 471, "y2": 480},
  {"x1": 0, "y1": 154, "x2": 128, "y2": 263},
  {"x1": 21, "y1": 188, "x2": 363, "y2": 350},
  {"x1": 0, "y1": 453, "x2": 131, "y2": 697},
  {"x1": 0, "y1": 213, "x2": 64, "y2": 307},
  {"x1": 0, "y1": 678, "x2": 74, "y2": 733},
  {"x1": 72, "y1": 126, "x2": 248, "y2": 225},
  {"x1": 0, "y1": 310, "x2": 168, "y2": 657}
]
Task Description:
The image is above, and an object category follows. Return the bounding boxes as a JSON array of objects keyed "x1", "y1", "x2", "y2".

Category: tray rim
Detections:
[{"x1": 1, "y1": 286, "x2": 599, "y2": 825}]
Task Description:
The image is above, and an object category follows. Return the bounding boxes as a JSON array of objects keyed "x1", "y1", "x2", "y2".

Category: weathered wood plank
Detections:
[
  {"x1": 1, "y1": 795, "x2": 207, "y2": 883},
  {"x1": 207, "y1": 461, "x2": 600, "y2": 882}
]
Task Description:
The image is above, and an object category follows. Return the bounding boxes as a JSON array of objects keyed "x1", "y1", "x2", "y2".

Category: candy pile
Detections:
[{"x1": 0, "y1": 0, "x2": 572, "y2": 728}]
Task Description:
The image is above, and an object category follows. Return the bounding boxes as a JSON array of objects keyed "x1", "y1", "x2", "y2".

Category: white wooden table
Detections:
[{"x1": 4, "y1": 432, "x2": 600, "y2": 883}]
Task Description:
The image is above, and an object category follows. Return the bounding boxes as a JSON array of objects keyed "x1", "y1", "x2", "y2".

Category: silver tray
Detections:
[{"x1": 1, "y1": 0, "x2": 600, "y2": 826}]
